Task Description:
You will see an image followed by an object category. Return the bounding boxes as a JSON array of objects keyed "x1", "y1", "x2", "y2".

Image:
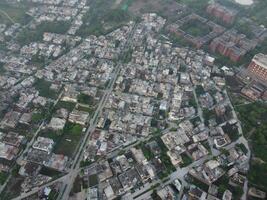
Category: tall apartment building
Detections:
[
  {"x1": 248, "y1": 53, "x2": 267, "y2": 82},
  {"x1": 206, "y1": 3, "x2": 237, "y2": 24}
]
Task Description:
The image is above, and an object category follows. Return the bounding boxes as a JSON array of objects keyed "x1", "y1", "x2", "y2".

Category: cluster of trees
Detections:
[
  {"x1": 0, "y1": 172, "x2": 8, "y2": 185},
  {"x1": 77, "y1": 0, "x2": 131, "y2": 37},
  {"x1": 237, "y1": 102, "x2": 267, "y2": 191},
  {"x1": 246, "y1": 0, "x2": 267, "y2": 27},
  {"x1": 103, "y1": 9, "x2": 130, "y2": 24},
  {"x1": 0, "y1": 62, "x2": 5, "y2": 74},
  {"x1": 176, "y1": 0, "x2": 210, "y2": 12},
  {"x1": 77, "y1": 93, "x2": 94, "y2": 105},
  {"x1": 17, "y1": 21, "x2": 71, "y2": 45},
  {"x1": 34, "y1": 78, "x2": 57, "y2": 99}
]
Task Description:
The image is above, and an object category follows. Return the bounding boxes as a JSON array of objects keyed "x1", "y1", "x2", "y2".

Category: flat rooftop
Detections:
[{"x1": 252, "y1": 53, "x2": 267, "y2": 69}]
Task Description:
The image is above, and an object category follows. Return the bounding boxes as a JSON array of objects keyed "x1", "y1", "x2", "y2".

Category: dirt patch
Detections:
[
  {"x1": 112, "y1": 0, "x2": 123, "y2": 9},
  {"x1": 1, "y1": 176, "x2": 24, "y2": 199}
]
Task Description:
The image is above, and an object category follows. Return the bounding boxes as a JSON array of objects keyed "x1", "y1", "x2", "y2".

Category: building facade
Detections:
[{"x1": 248, "y1": 53, "x2": 267, "y2": 82}]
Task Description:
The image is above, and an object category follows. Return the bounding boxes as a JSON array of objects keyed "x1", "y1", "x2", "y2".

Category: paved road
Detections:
[
  {"x1": 0, "y1": 9, "x2": 16, "y2": 24},
  {"x1": 16, "y1": 122, "x2": 45, "y2": 165},
  {"x1": 12, "y1": 175, "x2": 68, "y2": 200},
  {"x1": 9, "y1": 19, "x2": 252, "y2": 200},
  {"x1": 241, "y1": 179, "x2": 248, "y2": 200},
  {"x1": 17, "y1": 90, "x2": 64, "y2": 165},
  {"x1": 132, "y1": 89, "x2": 251, "y2": 199},
  {"x1": 224, "y1": 90, "x2": 251, "y2": 199},
  {"x1": 58, "y1": 22, "x2": 138, "y2": 200},
  {"x1": 224, "y1": 90, "x2": 251, "y2": 158},
  {"x1": 5, "y1": 91, "x2": 64, "y2": 198},
  {"x1": 59, "y1": 66, "x2": 121, "y2": 200},
  {"x1": 116, "y1": 87, "x2": 252, "y2": 200}
]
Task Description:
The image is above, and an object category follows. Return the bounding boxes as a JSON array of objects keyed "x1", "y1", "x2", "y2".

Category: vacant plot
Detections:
[
  {"x1": 39, "y1": 129, "x2": 61, "y2": 142},
  {"x1": 17, "y1": 21, "x2": 71, "y2": 45},
  {"x1": 0, "y1": 175, "x2": 24, "y2": 199},
  {"x1": 77, "y1": 93, "x2": 95, "y2": 105},
  {"x1": 128, "y1": 0, "x2": 185, "y2": 20},
  {"x1": 53, "y1": 122, "x2": 83, "y2": 158},
  {"x1": 0, "y1": 2, "x2": 31, "y2": 25},
  {"x1": 0, "y1": 172, "x2": 8, "y2": 185},
  {"x1": 55, "y1": 101, "x2": 76, "y2": 112},
  {"x1": 39, "y1": 122, "x2": 84, "y2": 158},
  {"x1": 77, "y1": 0, "x2": 131, "y2": 37},
  {"x1": 178, "y1": 0, "x2": 210, "y2": 12},
  {"x1": 34, "y1": 79, "x2": 58, "y2": 99},
  {"x1": 40, "y1": 166, "x2": 61, "y2": 177},
  {"x1": 76, "y1": 105, "x2": 95, "y2": 115}
]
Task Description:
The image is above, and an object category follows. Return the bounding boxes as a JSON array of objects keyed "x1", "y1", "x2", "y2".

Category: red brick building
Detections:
[
  {"x1": 206, "y1": 3, "x2": 237, "y2": 24},
  {"x1": 210, "y1": 30, "x2": 257, "y2": 62},
  {"x1": 248, "y1": 53, "x2": 267, "y2": 82}
]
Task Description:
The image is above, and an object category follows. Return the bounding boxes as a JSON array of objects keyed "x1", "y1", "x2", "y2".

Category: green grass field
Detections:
[
  {"x1": 53, "y1": 122, "x2": 83, "y2": 158},
  {"x1": 39, "y1": 121, "x2": 84, "y2": 158},
  {"x1": 0, "y1": 2, "x2": 31, "y2": 25},
  {"x1": 181, "y1": 19, "x2": 211, "y2": 37}
]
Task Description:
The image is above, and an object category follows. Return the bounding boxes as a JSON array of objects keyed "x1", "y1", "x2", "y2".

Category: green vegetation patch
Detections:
[
  {"x1": 88, "y1": 174, "x2": 98, "y2": 187},
  {"x1": 40, "y1": 166, "x2": 61, "y2": 177},
  {"x1": 40, "y1": 122, "x2": 83, "y2": 158},
  {"x1": 77, "y1": 93, "x2": 95, "y2": 105},
  {"x1": 71, "y1": 176, "x2": 83, "y2": 194},
  {"x1": 80, "y1": 159, "x2": 93, "y2": 168},
  {"x1": 0, "y1": 1, "x2": 31, "y2": 25},
  {"x1": 156, "y1": 138, "x2": 176, "y2": 179},
  {"x1": 180, "y1": 153, "x2": 193, "y2": 167},
  {"x1": 248, "y1": 162, "x2": 267, "y2": 192},
  {"x1": 76, "y1": 105, "x2": 95, "y2": 115},
  {"x1": 31, "y1": 112, "x2": 44, "y2": 124},
  {"x1": 246, "y1": 0, "x2": 267, "y2": 27},
  {"x1": 17, "y1": 21, "x2": 71, "y2": 45},
  {"x1": 169, "y1": 32, "x2": 193, "y2": 47},
  {"x1": 180, "y1": 19, "x2": 211, "y2": 37},
  {"x1": 236, "y1": 143, "x2": 248, "y2": 155},
  {"x1": 237, "y1": 102, "x2": 267, "y2": 191},
  {"x1": 104, "y1": 8, "x2": 130, "y2": 24},
  {"x1": 203, "y1": 108, "x2": 216, "y2": 126},
  {"x1": 121, "y1": 0, "x2": 133, "y2": 11},
  {"x1": 34, "y1": 78, "x2": 57, "y2": 99},
  {"x1": 237, "y1": 102, "x2": 267, "y2": 144},
  {"x1": 47, "y1": 188, "x2": 59, "y2": 200},
  {"x1": 222, "y1": 123, "x2": 240, "y2": 142},
  {"x1": 0, "y1": 62, "x2": 5, "y2": 74},
  {"x1": 53, "y1": 122, "x2": 83, "y2": 158},
  {"x1": 195, "y1": 85, "x2": 205, "y2": 96},
  {"x1": 136, "y1": 142, "x2": 154, "y2": 160},
  {"x1": 177, "y1": 0, "x2": 210, "y2": 12},
  {"x1": 55, "y1": 101, "x2": 76, "y2": 112},
  {"x1": 189, "y1": 175, "x2": 209, "y2": 192},
  {"x1": 215, "y1": 175, "x2": 230, "y2": 197},
  {"x1": 77, "y1": 0, "x2": 131, "y2": 37},
  {"x1": 0, "y1": 172, "x2": 8, "y2": 184},
  {"x1": 40, "y1": 129, "x2": 62, "y2": 141}
]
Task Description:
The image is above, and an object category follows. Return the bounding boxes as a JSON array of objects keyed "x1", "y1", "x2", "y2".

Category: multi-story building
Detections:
[
  {"x1": 210, "y1": 29, "x2": 257, "y2": 62},
  {"x1": 248, "y1": 53, "x2": 267, "y2": 82},
  {"x1": 206, "y1": 3, "x2": 237, "y2": 24}
]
